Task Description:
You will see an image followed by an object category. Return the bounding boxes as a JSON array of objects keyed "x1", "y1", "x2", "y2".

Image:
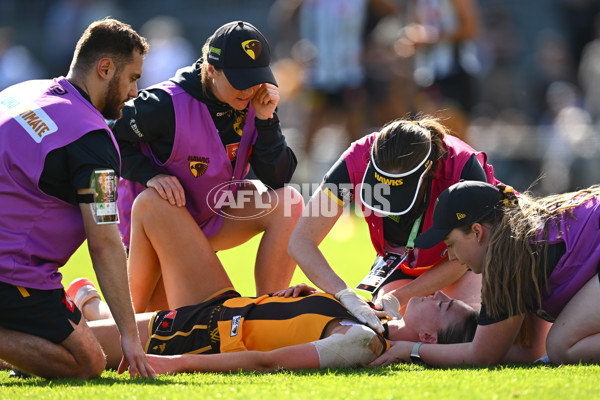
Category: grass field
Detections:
[{"x1": 1, "y1": 214, "x2": 598, "y2": 399}]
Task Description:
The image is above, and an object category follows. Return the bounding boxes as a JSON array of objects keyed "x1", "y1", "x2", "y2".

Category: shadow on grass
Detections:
[
  {"x1": 0, "y1": 362, "x2": 567, "y2": 386},
  {"x1": 432, "y1": 362, "x2": 566, "y2": 371},
  {"x1": 0, "y1": 375, "x2": 180, "y2": 387}
]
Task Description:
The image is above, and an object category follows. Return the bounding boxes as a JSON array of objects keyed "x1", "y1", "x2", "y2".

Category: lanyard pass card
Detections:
[
  {"x1": 355, "y1": 252, "x2": 407, "y2": 294},
  {"x1": 355, "y1": 213, "x2": 423, "y2": 294}
]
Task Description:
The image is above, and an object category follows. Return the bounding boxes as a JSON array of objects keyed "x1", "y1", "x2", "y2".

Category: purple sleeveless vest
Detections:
[
  {"x1": 344, "y1": 132, "x2": 498, "y2": 273},
  {"x1": 538, "y1": 198, "x2": 600, "y2": 320},
  {"x1": 117, "y1": 81, "x2": 258, "y2": 247},
  {"x1": 0, "y1": 77, "x2": 119, "y2": 290}
]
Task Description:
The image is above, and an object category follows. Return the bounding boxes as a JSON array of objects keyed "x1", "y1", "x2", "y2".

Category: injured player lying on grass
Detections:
[{"x1": 77, "y1": 282, "x2": 477, "y2": 374}]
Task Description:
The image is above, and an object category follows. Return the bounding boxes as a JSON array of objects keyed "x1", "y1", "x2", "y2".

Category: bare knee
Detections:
[
  {"x1": 74, "y1": 343, "x2": 106, "y2": 379},
  {"x1": 275, "y1": 185, "x2": 304, "y2": 221},
  {"x1": 25, "y1": 336, "x2": 105, "y2": 379},
  {"x1": 131, "y1": 188, "x2": 183, "y2": 233},
  {"x1": 132, "y1": 188, "x2": 164, "y2": 216},
  {"x1": 546, "y1": 326, "x2": 570, "y2": 364},
  {"x1": 60, "y1": 323, "x2": 107, "y2": 379}
]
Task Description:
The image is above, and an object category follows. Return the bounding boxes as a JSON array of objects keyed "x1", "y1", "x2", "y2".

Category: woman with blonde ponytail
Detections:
[{"x1": 372, "y1": 180, "x2": 600, "y2": 366}]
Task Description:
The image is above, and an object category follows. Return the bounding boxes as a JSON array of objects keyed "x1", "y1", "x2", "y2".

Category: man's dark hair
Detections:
[{"x1": 70, "y1": 18, "x2": 148, "y2": 75}]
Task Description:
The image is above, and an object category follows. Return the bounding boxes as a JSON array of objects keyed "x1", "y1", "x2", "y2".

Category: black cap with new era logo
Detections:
[
  {"x1": 414, "y1": 181, "x2": 502, "y2": 249},
  {"x1": 207, "y1": 21, "x2": 277, "y2": 90}
]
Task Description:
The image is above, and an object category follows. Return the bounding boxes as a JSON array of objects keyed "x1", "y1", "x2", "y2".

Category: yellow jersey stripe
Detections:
[
  {"x1": 149, "y1": 324, "x2": 208, "y2": 341},
  {"x1": 324, "y1": 187, "x2": 344, "y2": 207},
  {"x1": 185, "y1": 345, "x2": 213, "y2": 355}
]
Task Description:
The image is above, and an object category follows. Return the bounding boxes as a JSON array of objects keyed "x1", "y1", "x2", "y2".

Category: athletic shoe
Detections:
[
  {"x1": 535, "y1": 354, "x2": 551, "y2": 364},
  {"x1": 9, "y1": 369, "x2": 32, "y2": 379},
  {"x1": 66, "y1": 278, "x2": 101, "y2": 311}
]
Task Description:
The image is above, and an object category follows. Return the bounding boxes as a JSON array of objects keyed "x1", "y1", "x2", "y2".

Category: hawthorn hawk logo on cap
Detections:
[{"x1": 242, "y1": 39, "x2": 261, "y2": 60}]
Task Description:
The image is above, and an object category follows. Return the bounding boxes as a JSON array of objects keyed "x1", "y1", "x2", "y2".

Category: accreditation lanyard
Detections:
[
  {"x1": 355, "y1": 213, "x2": 424, "y2": 294},
  {"x1": 405, "y1": 213, "x2": 423, "y2": 253}
]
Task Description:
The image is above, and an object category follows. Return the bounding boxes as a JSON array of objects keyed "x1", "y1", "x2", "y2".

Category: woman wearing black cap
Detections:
[
  {"x1": 288, "y1": 117, "x2": 501, "y2": 333},
  {"x1": 372, "y1": 180, "x2": 600, "y2": 366},
  {"x1": 107, "y1": 21, "x2": 303, "y2": 312}
]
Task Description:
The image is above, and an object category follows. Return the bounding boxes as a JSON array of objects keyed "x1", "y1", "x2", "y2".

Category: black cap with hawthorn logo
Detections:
[
  {"x1": 414, "y1": 181, "x2": 501, "y2": 249},
  {"x1": 207, "y1": 21, "x2": 277, "y2": 90}
]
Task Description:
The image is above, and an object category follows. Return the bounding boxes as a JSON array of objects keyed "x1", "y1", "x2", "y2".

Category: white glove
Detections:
[
  {"x1": 335, "y1": 288, "x2": 384, "y2": 334},
  {"x1": 373, "y1": 292, "x2": 402, "y2": 320}
]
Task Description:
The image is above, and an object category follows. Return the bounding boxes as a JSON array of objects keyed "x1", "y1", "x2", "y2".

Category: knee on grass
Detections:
[{"x1": 546, "y1": 330, "x2": 582, "y2": 364}]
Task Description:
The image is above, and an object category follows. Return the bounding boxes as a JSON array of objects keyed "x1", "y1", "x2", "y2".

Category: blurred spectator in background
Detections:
[
  {"x1": 42, "y1": 0, "x2": 121, "y2": 78},
  {"x1": 560, "y1": 0, "x2": 600, "y2": 70},
  {"x1": 274, "y1": 0, "x2": 400, "y2": 183},
  {"x1": 296, "y1": 0, "x2": 370, "y2": 158},
  {"x1": 531, "y1": 30, "x2": 578, "y2": 122},
  {"x1": 138, "y1": 15, "x2": 196, "y2": 88},
  {"x1": 1, "y1": 0, "x2": 597, "y2": 195},
  {"x1": 472, "y1": 1, "x2": 529, "y2": 124},
  {"x1": 539, "y1": 81, "x2": 598, "y2": 194},
  {"x1": 579, "y1": 12, "x2": 600, "y2": 123},
  {"x1": 0, "y1": 26, "x2": 45, "y2": 90},
  {"x1": 402, "y1": 0, "x2": 484, "y2": 142},
  {"x1": 362, "y1": 1, "x2": 412, "y2": 127}
]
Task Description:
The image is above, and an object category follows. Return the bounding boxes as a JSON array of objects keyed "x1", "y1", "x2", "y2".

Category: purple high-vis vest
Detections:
[
  {"x1": 344, "y1": 132, "x2": 497, "y2": 272},
  {"x1": 537, "y1": 198, "x2": 600, "y2": 321},
  {"x1": 0, "y1": 77, "x2": 119, "y2": 290},
  {"x1": 117, "y1": 81, "x2": 258, "y2": 247}
]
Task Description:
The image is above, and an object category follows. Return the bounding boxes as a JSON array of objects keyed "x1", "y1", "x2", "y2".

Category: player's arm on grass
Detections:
[
  {"x1": 147, "y1": 323, "x2": 385, "y2": 374},
  {"x1": 79, "y1": 200, "x2": 156, "y2": 378},
  {"x1": 371, "y1": 315, "x2": 527, "y2": 366},
  {"x1": 147, "y1": 343, "x2": 320, "y2": 374}
]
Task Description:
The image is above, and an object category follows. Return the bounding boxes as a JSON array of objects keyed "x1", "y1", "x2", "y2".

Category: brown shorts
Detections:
[{"x1": 0, "y1": 280, "x2": 81, "y2": 344}]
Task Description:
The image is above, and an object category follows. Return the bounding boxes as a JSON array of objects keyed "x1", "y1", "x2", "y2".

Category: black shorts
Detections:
[
  {"x1": 146, "y1": 290, "x2": 240, "y2": 356},
  {"x1": 0, "y1": 280, "x2": 81, "y2": 344}
]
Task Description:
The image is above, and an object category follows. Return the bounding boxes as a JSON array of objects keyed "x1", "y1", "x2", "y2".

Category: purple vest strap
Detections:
[
  {"x1": 344, "y1": 132, "x2": 498, "y2": 272},
  {"x1": 0, "y1": 77, "x2": 117, "y2": 289},
  {"x1": 117, "y1": 81, "x2": 258, "y2": 247}
]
